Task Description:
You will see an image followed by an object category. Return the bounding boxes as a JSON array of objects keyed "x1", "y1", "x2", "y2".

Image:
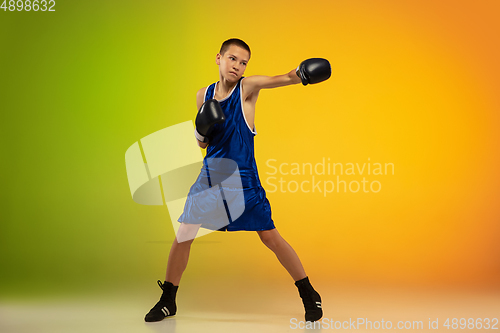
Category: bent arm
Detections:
[
  {"x1": 195, "y1": 87, "x2": 209, "y2": 149},
  {"x1": 197, "y1": 138, "x2": 208, "y2": 149}
]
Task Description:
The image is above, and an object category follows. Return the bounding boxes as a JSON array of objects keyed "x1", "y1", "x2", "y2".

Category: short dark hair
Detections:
[{"x1": 219, "y1": 38, "x2": 251, "y2": 59}]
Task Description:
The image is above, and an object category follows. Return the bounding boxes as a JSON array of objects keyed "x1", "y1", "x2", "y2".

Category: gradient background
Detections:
[{"x1": 1, "y1": 0, "x2": 499, "y2": 324}]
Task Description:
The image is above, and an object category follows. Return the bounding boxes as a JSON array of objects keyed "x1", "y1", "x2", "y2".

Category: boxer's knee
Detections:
[{"x1": 257, "y1": 228, "x2": 280, "y2": 250}]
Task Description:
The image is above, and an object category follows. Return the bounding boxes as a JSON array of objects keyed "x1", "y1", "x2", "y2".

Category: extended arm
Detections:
[
  {"x1": 243, "y1": 68, "x2": 301, "y2": 93},
  {"x1": 243, "y1": 58, "x2": 331, "y2": 96}
]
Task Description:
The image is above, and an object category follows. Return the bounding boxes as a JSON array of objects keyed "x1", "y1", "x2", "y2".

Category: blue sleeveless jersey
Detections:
[{"x1": 178, "y1": 77, "x2": 275, "y2": 231}]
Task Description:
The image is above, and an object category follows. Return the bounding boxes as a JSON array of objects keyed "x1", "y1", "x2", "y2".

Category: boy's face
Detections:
[{"x1": 216, "y1": 45, "x2": 250, "y2": 82}]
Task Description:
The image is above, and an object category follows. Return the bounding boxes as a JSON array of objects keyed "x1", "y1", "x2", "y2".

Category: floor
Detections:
[{"x1": 1, "y1": 283, "x2": 499, "y2": 333}]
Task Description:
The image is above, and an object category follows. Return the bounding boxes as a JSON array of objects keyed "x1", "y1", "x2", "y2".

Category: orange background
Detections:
[{"x1": 0, "y1": 0, "x2": 498, "y2": 300}]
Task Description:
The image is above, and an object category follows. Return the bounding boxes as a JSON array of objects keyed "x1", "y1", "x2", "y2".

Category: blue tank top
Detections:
[
  {"x1": 178, "y1": 77, "x2": 275, "y2": 231},
  {"x1": 204, "y1": 77, "x2": 261, "y2": 188}
]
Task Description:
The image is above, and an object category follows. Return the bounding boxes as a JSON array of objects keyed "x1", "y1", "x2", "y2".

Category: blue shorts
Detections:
[{"x1": 178, "y1": 183, "x2": 275, "y2": 232}]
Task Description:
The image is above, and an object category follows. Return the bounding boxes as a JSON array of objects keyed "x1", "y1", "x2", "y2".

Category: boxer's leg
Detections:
[
  {"x1": 257, "y1": 228, "x2": 323, "y2": 322},
  {"x1": 145, "y1": 222, "x2": 201, "y2": 322},
  {"x1": 165, "y1": 222, "x2": 201, "y2": 285},
  {"x1": 257, "y1": 228, "x2": 306, "y2": 281}
]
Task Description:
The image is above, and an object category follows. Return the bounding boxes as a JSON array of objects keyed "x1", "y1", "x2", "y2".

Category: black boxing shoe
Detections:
[
  {"x1": 295, "y1": 276, "x2": 323, "y2": 322},
  {"x1": 144, "y1": 280, "x2": 178, "y2": 322}
]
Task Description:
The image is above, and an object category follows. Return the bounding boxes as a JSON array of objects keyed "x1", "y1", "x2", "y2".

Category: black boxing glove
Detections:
[
  {"x1": 194, "y1": 99, "x2": 225, "y2": 143},
  {"x1": 296, "y1": 58, "x2": 331, "y2": 86}
]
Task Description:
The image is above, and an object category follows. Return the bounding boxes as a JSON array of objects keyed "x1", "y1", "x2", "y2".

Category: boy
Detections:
[{"x1": 145, "y1": 38, "x2": 330, "y2": 323}]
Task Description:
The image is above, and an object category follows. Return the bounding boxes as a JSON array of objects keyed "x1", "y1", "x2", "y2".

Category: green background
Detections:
[{"x1": 1, "y1": 1, "x2": 207, "y2": 298}]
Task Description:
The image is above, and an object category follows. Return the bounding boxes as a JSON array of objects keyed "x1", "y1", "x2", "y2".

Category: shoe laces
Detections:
[
  {"x1": 156, "y1": 280, "x2": 177, "y2": 304},
  {"x1": 157, "y1": 280, "x2": 164, "y2": 290}
]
